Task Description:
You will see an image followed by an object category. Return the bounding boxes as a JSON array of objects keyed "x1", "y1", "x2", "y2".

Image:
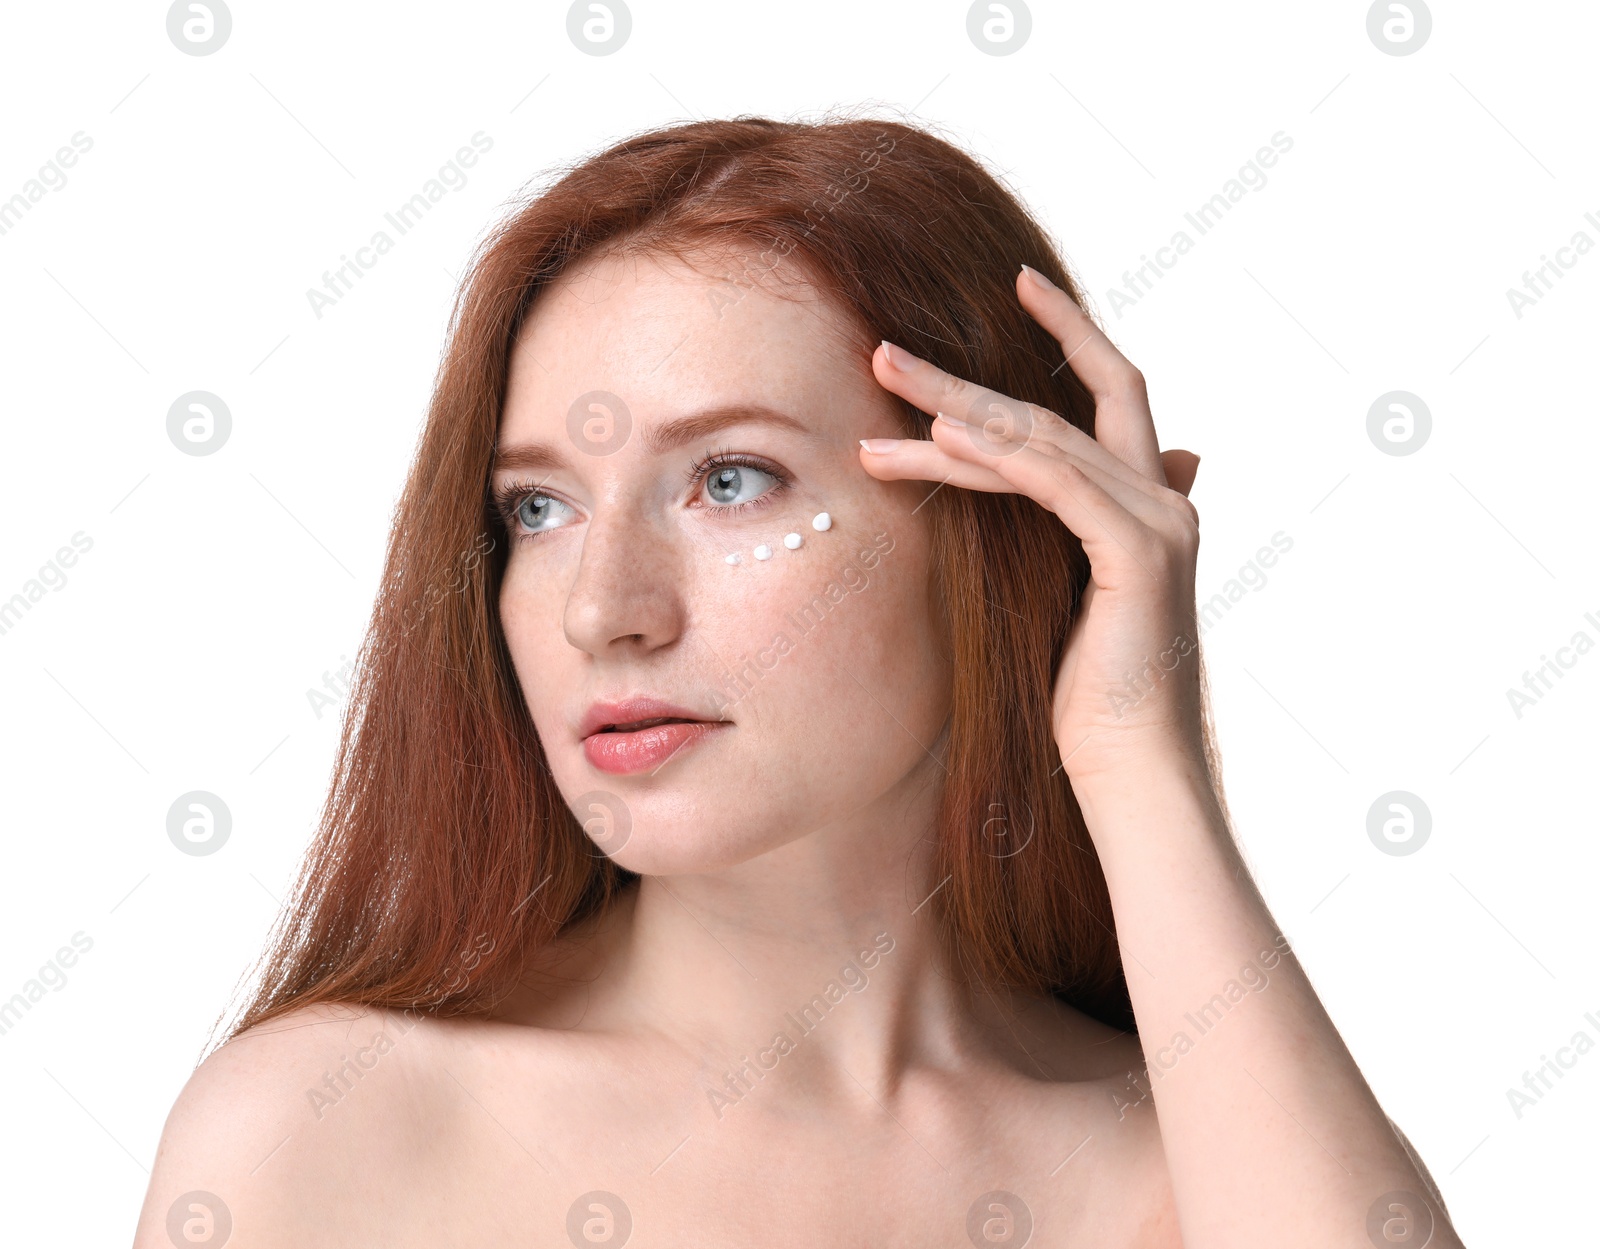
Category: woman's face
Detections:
[{"x1": 495, "y1": 245, "x2": 951, "y2": 875}]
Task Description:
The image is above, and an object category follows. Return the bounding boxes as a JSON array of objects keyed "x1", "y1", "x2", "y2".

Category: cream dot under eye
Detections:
[{"x1": 727, "y1": 517, "x2": 830, "y2": 566}]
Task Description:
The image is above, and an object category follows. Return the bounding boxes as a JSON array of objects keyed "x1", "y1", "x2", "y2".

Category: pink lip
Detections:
[
  {"x1": 583, "y1": 720, "x2": 727, "y2": 775},
  {"x1": 578, "y1": 696, "x2": 728, "y2": 775}
]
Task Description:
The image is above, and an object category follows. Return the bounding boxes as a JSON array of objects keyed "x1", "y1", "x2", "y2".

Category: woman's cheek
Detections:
[
  {"x1": 692, "y1": 513, "x2": 920, "y2": 724},
  {"x1": 498, "y1": 552, "x2": 580, "y2": 722},
  {"x1": 683, "y1": 513, "x2": 824, "y2": 712}
]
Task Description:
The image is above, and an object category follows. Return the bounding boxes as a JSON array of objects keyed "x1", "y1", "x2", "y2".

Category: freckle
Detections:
[
  {"x1": 812, "y1": 512, "x2": 832, "y2": 532},
  {"x1": 754, "y1": 544, "x2": 773, "y2": 561},
  {"x1": 725, "y1": 553, "x2": 742, "y2": 565},
  {"x1": 783, "y1": 532, "x2": 802, "y2": 550}
]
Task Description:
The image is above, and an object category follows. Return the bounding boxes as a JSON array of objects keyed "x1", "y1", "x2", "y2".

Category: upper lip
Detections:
[{"x1": 579, "y1": 697, "x2": 722, "y2": 739}]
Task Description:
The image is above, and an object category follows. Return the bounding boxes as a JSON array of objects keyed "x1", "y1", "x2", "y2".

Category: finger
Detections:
[
  {"x1": 860, "y1": 427, "x2": 1183, "y2": 590},
  {"x1": 873, "y1": 340, "x2": 1163, "y2": 499},
  {"x1": 930, "y1": 413, "x2": 1183, "y2": 534},
  {"x1": 1162, "y1": 450, "x2": 1200, "y2": 497},
  {"x1": 858, "y1": 436, "x2": 1014, "y2": 493},
  {"x1": 950, "y1": 430, "x2": 1166, "y2": 588},
  {"x1": 1016, "y1": 264, "x2": 1166, "y2": 485},
  {"x1": 864, "y1": 425, "x2": 1190, "y2": 540}
]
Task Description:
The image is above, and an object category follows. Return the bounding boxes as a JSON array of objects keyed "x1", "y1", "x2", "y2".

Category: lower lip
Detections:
[{"x1": 582, "y1": 720, "x2": 727, "y2": 775}]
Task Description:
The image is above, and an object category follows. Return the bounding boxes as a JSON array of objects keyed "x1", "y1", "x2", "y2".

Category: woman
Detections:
[{"x1": 135, "y1": 115, "x2": 1460, "y2": 1248}]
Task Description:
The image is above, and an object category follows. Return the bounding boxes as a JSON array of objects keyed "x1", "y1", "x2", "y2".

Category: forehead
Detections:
[{"x1": 503, "y1": 245, "x2": 875, "y2": 438}]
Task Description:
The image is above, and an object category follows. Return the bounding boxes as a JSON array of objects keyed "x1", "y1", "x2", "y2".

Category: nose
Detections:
[{"x1": 562, "y1": 494, "x2": 687, "y2": 656}]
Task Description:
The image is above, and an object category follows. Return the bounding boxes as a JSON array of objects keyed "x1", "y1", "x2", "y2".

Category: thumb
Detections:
[{"x1": 1161, "y1": 449, "x2": 1200, "y2": 497}]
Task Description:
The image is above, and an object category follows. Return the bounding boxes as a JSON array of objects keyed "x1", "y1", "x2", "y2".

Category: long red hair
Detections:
[{"x1": 221, "y1": 111, "x2": 1153, "y2": 1047}]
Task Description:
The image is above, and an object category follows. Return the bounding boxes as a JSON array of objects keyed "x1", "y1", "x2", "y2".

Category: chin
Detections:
[{"x1": 583, "y1": 801, "x2": 799, "y2": 878}]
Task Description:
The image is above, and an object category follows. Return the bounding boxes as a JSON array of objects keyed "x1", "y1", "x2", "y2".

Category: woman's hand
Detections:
[
  {"x1": 868, "y1": 269, "x2": 1468, "y2": 1248},
  {"x1": 862, "y1": 263, "x2": 1204, "y2": 794}
]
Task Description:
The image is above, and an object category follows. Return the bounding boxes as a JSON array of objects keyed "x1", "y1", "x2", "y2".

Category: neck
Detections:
[{"x1": 498, "y1": 752, "x2": 1035, "y2": 1107}]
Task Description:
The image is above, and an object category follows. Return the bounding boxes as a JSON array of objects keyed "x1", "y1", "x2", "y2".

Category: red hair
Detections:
[{"x1": 222, "y1": 111, "x2": 1147, "y2": 1046}]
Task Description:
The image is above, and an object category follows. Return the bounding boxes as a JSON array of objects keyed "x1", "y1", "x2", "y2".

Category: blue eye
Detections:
[
  {"x1": 515, "y1": 492, "x2": 577, "y2": 535},
  {"x1": 704, "y1": 462, "x2": 779, "y2": 509},
  {"x1": 493, "y1": 480, "x2": 578, "y2": 542},
  {"x1": 493, "y1": 450, "x2": 790, "y2": 544},
  {"x1": 688, "y1": 449, "x2": 789, "y2": 517}
]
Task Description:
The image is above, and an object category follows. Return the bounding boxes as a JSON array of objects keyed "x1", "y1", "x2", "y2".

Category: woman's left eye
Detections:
[{"x1": 696, "y1": 457, "x2": 784, "y2": 513}]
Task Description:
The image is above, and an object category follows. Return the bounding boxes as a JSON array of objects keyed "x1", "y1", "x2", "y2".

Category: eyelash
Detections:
[
  {"x1": 492, "y1": 447, "x2": 790, "y2": 543},
  {"x1": 684, "y1": 445, "x2": 790, "y2": 512}
]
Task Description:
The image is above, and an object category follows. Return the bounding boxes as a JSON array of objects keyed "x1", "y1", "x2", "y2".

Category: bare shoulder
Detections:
[
  {"x1": 1061, "y1": 1011, "x2": 1184, "y2": 1249},
  {"x1": 994, "y1": 993, "x2": 1184, "y2": 1247},
  {"x1": 131, "y1": 1001, "x2": 460, "y2": 1247},
  {"x1": 1083, "y1": 1033, "x2": 1184, "y2": 1248}
]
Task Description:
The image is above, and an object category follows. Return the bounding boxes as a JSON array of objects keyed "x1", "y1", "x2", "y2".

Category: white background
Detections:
[{"x1": 1, "y1": 1, "x2": 1594, "y2": 1242}]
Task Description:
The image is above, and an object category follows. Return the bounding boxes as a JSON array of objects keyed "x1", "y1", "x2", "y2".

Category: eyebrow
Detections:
[{"x1": 492, "y1": 403, "x2": 812, "y2": 475}]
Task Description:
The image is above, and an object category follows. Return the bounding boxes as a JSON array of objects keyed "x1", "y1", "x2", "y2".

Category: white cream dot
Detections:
[
  {"x1": 783, "y1": 532, "x2": 803, "y2": 549},
  {"x1": 754, "y1": 544, "x2": 773, "y2": 561},
  {"x1": 812, "y1": 511, "x2": 832, "y2": 531},
  {"x1": 725, "y1": 552, "x2": 741, "y2": 565}
]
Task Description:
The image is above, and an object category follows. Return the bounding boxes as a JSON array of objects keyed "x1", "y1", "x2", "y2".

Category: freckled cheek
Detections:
[
  {"x1": 683, "y1": 545, "x2": 809, "y2": 671},
  {"x1": 696, "y1": 526, "x2": 942, "y2": 712},
  {"x1": 498, "y1": 555, "x2": 563, "y2": 633},
  {"x1": 496, "y1": 556, "x2": 576, "y2": 709},
  {"x1": 817, "y1": 566, "x2": 942, "y2": 691}
]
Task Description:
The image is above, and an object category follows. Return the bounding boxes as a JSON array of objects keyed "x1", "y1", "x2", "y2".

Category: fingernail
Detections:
[
  {"x1": 860, "y1": 438, "x2": 901, "y2": 453},
  {"x1": 880, "y1": 339, "x2": 914, "y2": 371},
  {"x1": 1020, "y1": 263, "x2": 1058, "y2": 292},
  {"x1": 935, "y1": 410, "x2": 968, "y2": 426}
]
